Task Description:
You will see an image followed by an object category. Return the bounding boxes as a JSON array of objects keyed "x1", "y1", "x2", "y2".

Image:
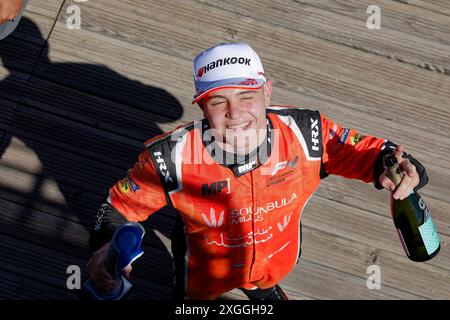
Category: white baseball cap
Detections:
[{"x1": 192, "y1": 42, "x2": 266, "y2": 104}]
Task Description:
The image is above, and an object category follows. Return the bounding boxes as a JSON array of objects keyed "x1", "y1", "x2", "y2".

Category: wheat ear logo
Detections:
[
  {"x1": 202, "y1": 208, "x2": 225, "y2": 228},
  {"x1": 277, "y1": 213, "x2": 292, "y2": 232}
]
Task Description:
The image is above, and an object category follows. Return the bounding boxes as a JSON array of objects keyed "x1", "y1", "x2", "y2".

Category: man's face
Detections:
[{"x1": 200, "y1": 81, "x2": 272, "y2": 155}]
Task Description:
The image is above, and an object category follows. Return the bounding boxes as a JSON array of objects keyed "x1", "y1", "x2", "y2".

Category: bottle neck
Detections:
[
  {"x1": 384, "y1": 154, "x2": 403, "y2": 187},
  {"x1": 387, "y1": 164, "x2": 403, "y2": 187}
]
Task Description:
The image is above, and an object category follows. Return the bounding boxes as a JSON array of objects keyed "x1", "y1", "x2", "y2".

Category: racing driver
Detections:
[{"x1": 87, "y1": 42, "x2": 427, "y2": 300}]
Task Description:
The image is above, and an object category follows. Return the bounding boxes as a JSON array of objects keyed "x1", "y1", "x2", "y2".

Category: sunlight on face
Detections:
[{"x1": 200, "y1": 81, "x2": 272, "y2": 155}]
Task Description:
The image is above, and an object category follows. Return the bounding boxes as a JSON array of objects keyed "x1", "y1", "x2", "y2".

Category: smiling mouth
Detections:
[{"x1": 226, "y1": 121, "x2": 251, "y2": 131}]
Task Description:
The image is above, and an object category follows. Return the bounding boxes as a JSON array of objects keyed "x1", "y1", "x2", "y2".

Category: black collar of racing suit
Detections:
[{"x1": 202, "y1": 116, "x2": 274, "y2": 177}]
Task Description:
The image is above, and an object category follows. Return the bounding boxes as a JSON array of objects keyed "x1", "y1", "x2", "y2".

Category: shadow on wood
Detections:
[{"x1": 0, "y1": 17, "x2": 184, "y2": 299}]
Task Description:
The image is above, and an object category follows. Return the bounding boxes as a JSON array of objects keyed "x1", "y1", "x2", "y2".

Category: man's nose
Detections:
[{"x1": 226, "y1": 101, "x2": 243, "y2": 120}]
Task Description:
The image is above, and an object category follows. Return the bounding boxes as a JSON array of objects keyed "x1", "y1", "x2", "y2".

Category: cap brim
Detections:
[{"x1": 193, "y1": 78, "x2": 265, "y2": 104}]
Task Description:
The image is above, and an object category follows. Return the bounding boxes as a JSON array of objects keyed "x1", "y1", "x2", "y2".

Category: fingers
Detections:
[
  {"x1": 394, "y1": 159, "x2": 419, "y2": 199},
  {"x1": 87, "y1": 258, "x2": 117, "y2": 290},
  {"x1": 123, "y1": 265, "x2": 133, "y2": 279},
  {"x1": 380, "y1": 149, "x2": 420, "y2": 198},
  {"x1": 97, "y1": 264, "x2": 119, "y2": 290},
  {"x1": 86, "y1": 242, "x2": 136, "y2": 292},
  {"x1": 86, "y1": 242, "x2": 119, "y2": 291},
  {"x1": 379, "y1": 170, "x2": 396, "y2": 191},
  {"x1": 393, "y1": 174, "x2": 414, "y2": 199}
]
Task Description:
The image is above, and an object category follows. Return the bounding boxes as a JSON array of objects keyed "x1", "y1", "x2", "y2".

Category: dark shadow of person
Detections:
[{"x1": 0, "y1": 17, "x2": 183, "y2": 299}]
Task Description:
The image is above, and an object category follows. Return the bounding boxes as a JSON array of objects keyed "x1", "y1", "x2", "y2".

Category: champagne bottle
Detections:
[{"x1": 384, "y1": 153, "x2": 440, "y2": 262}]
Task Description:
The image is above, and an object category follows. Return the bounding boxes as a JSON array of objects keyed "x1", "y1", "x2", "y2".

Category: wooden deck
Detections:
[{"x1": 0, "y1": 0, "x2": 449, "y2": 300}]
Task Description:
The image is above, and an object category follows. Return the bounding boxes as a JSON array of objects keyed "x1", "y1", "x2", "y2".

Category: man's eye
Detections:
[
  {"x1": 242, "y1": 96, "x2": 254, "y2": 100},
  {"x1": 211, "y1": 100, "x2": 225, "y2": 106}
]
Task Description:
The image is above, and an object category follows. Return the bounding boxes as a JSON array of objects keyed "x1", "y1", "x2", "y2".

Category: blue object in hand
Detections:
[{"x1": 83, "y1": 223, "x2": 145, "y2": 300}]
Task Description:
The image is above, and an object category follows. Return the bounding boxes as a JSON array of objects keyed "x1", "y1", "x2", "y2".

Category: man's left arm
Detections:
[{"x1": 320, "y1": 114, "x2": 428, "y2": 199}]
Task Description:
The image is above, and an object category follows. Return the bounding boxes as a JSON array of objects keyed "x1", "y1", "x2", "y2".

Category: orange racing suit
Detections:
[{"x1": 93, "y1": 106, "x2": 426, "y2": 299}]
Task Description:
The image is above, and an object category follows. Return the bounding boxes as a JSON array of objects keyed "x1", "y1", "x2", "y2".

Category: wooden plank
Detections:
[
  {"x1": 0, "y1": 198, "x2": 90, "y2": 252},
  {"x1": 0, "y1": 35, "x2": 40, "y2": 79},
  {"x1": 196, "y1": 0, "x2": 450, "y2": 74},
  {"x1": 0, "y1": 231, "x2": 85, "y2": 299},
  {"x1": 0, "y1": 99, "x2": 17, "y2": 132},
  {"x1": 295, "y1": 225, "x2": 450, "y2": 299},
  {"x1": 32, "y1": 23, "x2": 191, "y2": 128},
  {"x1": 0, "y1": 183, "x2": 177, "y2": 247},
  {"x1": 0, "y1": 231, "x2": 171, "y2": 299},
  {"x1": 0, "y1": 66, "x2": 31, "y2": 104},
  {"x1": 64, "y1": 0, "x2": 450, "y2": 155},
  {"x1": 7, "y1": 105, "x2": 144, "y2": 168},
  {"x1": 391, "y1": 0, "x2": 450, "y2": 16},
  {"x1": 281, "y1": 259, "x2": 424, "y2": 299},
  {"x1": 0, "y1": 0, "x2": 64, "y2": 133},
  {"x1": 70, "y1": 0, "x2": 450, "y2": 87},
  {"x1": 0, "y1": 135, "x2": 178, "y2": 284},
  {"x1": 301, "y1": 0, "x2": 450, "y2": 47},
  {"x1": 0, "y1": 129, "x2": 5, "y2": 150},
  {"x1": 0, "y1": 156, "x2": 177, "y2": 251},
  {"x1": 0, "y1": 133, "x2": 178, "y2": 231},
  {"x1": 20, "y1": 78, "x2": 178, "y2": 142},
  {"x1": 0, "y1": 132, "x2": 180, "y2": 237},
  {"x1": 269, "y1": 85, "x2": 450, "y2": 206},
  {"x1": 0, "y1": 133, "x2": 128, "y2": 196},
  {"x1": 20, "y1": 0, "x2": 65, "y2": 43},
  {"x1": 316, "y1": 176, "x2": 450, "y2": 237},
  {"x1": 302, "y1": 194, "x2": 450, "y2": 270},
  {"x1": 0, "y1": 0, "x2": 65, "y2": 86},
  {"x1": 0, "y1": 187, "x2": 177, "y2": 291},
  {"x1": 0, "y1": 266, "x2": 72, "y2": 299}
]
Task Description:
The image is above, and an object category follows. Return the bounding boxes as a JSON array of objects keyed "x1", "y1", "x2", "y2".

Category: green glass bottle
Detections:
[{"x1": 384, "y1": 153, "x2": 440, "y2": 262}]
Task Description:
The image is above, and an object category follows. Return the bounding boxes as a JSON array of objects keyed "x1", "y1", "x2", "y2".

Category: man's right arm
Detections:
[
  {"x1": 88, "y1": 149, "x2": 169, "y2": 251},
  {"x1": 89, "y1": 202, "x2": 129, "y2": 252},
  {"x1": 86, "y1": 149, "x2": 169, "y2": 289}
]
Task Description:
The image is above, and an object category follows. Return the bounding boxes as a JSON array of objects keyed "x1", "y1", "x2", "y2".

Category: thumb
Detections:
[
  {"x1": 122, "y1": 265, "x2": 133, "y2": 279},
  {"x1": 379, "y1": 170, "x2": 396, "y2": 191}
]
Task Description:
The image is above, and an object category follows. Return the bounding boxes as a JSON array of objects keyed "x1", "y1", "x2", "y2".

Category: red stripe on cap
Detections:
[{"x1": 192, "y1": 84, "x2": 264, "y2": 105}]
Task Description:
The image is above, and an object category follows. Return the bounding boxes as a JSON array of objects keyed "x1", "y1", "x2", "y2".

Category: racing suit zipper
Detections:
[{"x1": 249, "y1": 168, "x2": 258, "y2": 282}]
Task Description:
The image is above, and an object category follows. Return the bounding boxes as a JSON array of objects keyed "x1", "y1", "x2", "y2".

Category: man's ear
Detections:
[{"x1": 263, "y1": 80, "x2": 273, "y2": 106}]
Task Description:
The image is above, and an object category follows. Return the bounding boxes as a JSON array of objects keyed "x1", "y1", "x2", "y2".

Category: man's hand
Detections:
[
  {"x1": 0, "y1": 0, "x2": 24, "y2": 24},
  {"x1": 87, "y1": 242, "x2": 133, "y2": 292},
  {"x1": 378, "y1": 145, "x2": 420, "y2": 200}
]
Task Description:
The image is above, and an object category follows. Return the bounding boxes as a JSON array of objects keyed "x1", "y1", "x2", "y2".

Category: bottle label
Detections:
[{"x1": 418, "y1": 216, "x2": 440, "y2": 255}]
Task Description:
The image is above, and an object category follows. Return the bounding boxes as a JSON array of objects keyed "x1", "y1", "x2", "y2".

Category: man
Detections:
[
  {"x1": 87, "y1": 42, "x2": 427, "y2": 300},
  {"x1": 0, "y1": 0, "x2": 29, "y2": 40}
]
